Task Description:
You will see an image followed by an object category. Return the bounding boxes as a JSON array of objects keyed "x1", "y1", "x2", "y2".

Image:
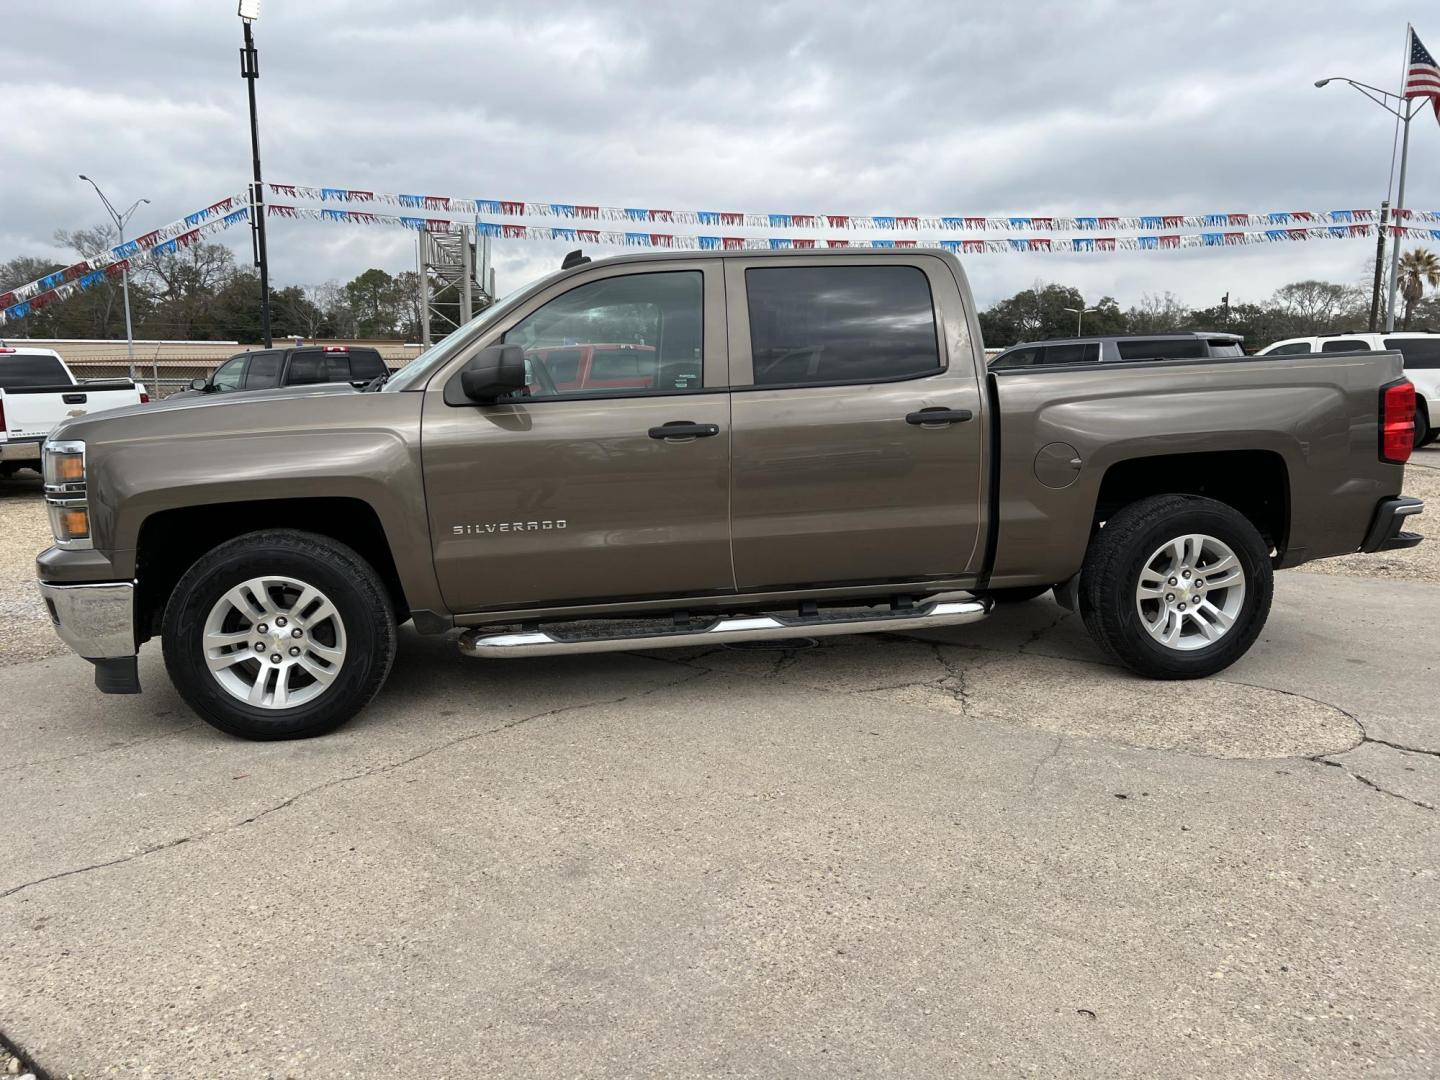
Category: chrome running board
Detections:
[{"x1": 457, "y1": 596, "x2": 992, "y2": 658}]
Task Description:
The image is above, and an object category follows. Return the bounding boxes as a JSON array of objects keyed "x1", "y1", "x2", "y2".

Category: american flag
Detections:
[{"x1": 1405, "y1": 28, "x2": 1440, "y2": 122}]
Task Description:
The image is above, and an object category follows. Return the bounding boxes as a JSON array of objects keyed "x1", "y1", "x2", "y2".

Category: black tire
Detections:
[
  {"x1": 973, "y1": 584, "x2": 1053, "y2": 604},
  {"x1": 1422, "y1": 427, "x2": 1440, "y2": 449},
  {"x1": 1416, "y1": 408, "x2": 1431, "y2": 450},
  {"x1": 1078, "y1": 494, "x2": 1272, "y2": 680},
  {"x1": 162, "y1": 529, "x2": 397, "y2": 740}
]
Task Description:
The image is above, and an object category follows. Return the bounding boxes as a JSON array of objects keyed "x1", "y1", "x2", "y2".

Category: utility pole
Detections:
[
  {"x1": 1370, "y1": 199, "x2": 1390, "y2": 331},
  {"x1": 1221, "y1": 292, "x2": 1230, "y2": 327},
  {"x1": 239, "y1": 2, "x2": 272, "y2": 347}
]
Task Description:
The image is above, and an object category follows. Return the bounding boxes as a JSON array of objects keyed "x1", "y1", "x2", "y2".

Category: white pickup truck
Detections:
[{"x1": 0, "y1": 345, "x2": 148, "y2": 476}]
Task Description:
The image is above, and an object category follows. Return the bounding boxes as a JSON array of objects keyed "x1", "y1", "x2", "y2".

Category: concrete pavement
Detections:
[{"x1": 1, "y1": 571, "x2": 1436, "y2": 1078}]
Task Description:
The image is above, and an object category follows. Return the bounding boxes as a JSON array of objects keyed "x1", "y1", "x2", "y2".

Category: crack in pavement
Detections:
[
  {"x1": 1311, "y1": 757, "x2": 1436, "y2": 812},
  {"x1": 1029, "y1": 733, "x2": 1065, "y2": 789},
  {"x1": 0, "y1": 668, "x2": 711, "y2": 902}
]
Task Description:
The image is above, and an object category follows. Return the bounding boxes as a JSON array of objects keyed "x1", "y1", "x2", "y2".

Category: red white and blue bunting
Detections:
[
  {"x1": 266, "y1": 202, "x2": 1440, "y2": 254},
  {"x1": 0, "y1": 193, "x2": 250, "y2": 325},
  {"x1": 268, "y1": 183, "x2": 1440, "y2": 231}
]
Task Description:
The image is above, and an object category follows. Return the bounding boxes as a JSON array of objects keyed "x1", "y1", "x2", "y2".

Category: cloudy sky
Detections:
[{"x1": 2, "y1": 0, "x2": 1436, "y2": 312}]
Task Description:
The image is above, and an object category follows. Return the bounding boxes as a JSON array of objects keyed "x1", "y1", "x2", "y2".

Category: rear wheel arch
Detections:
[
  {"x1": 1091, "y1": 449, "x2": 1291, "y2": 557},
  {"x1": 135, "y1": 497, "x2": 409, "y2": 642}
]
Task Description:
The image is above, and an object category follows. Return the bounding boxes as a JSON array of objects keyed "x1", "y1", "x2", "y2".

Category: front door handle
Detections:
[
  {"x1": 648, "y1": 421, "x2": 720, "y2": 441},
  {"x1": 905, "y1": 407, "x2": 973, "y2": 426}
]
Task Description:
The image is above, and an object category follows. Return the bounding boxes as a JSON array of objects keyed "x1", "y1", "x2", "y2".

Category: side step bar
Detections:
[{"x1": 458, "y1": 596, "x2": 993, "y2": 658}]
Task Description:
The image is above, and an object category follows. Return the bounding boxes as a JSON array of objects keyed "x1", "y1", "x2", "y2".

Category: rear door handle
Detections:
[
  {"x1": 906, "y1": 407, "x2": 973, "y2": 426},
  {"x1": 648, "y1": 421, "x2": 720, "y2": 440}
]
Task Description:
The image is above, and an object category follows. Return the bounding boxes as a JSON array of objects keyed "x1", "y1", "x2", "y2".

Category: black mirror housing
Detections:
[{"x1": 460, "y1": 345, "x2": 527, "y2": 403}]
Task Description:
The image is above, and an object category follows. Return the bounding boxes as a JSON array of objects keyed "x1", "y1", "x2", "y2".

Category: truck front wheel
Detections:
[
  {"x1": 162, "y1": 530, "x2": 398, "y2": 740},
  {"x1": 1078, "y1": 495, "x2": 1272, "y2": 680}
]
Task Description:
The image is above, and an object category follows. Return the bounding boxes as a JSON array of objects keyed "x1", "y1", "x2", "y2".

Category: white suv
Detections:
[{"x1": 1257, "y1": 332, "x2": 1440, "y2": 447}]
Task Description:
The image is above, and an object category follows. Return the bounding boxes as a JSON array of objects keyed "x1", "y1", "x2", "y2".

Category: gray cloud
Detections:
[{"x1": 2, "y1": 0, "x2": 1433, "y2": 313}]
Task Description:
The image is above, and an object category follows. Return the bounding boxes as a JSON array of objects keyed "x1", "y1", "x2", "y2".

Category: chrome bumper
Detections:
[
  {"x1": 37, "y1": 580, "x2": 136, "y2": 659},
  {"x1": 1, "y1": 438, "x2": 43, "y2": 462}
]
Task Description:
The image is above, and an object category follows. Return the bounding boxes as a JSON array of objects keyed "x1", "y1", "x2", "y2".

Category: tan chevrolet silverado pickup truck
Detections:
[{"x1": 35, "y1": 249, "x2": 1425, "y2": 739}]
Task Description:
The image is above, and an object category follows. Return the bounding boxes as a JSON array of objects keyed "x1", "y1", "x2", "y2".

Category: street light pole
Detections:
[
  {"x1": 78, "y1": 175, "x2": 148, "y2": 380},
  {"x1": 239, "y1": 1, "x2": 272, "y2": 347},
  {"x1": 1062, "y1": 305, "x2": 1098, "y2": 336},
  {"x1": 1315, "y1": 61, "x2": 1420, "y2": 333}
]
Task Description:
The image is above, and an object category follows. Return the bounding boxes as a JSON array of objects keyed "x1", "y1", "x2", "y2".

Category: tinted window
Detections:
[
  {"x1": 1267, "y1": 342, "x2": 1313, "y2": 355},
  {"x1": 324, "y1": 354, "x2": 352, "y2": 382},
  {"x1": 244, "y1": 352, "x2": 281, "y2": 389},
  {"x1": 1320, "y1": 339, "x2": 1368, "y2": 353},
  {"x1": 1384, "y1": 338, "x2": 1440, "y2": 369},
  {"x1": 349, "y1": 349, "x2": 386, "y2": 380},
  {"x1": 745, "y1": 265, "x2": 941, "y2": 386},
  {"x1": 1205, "y1": 340, "x2": 1245, "y2": 357},
  {"x1": 1042, "y1": 343, "x2": 1100, "y2": 366},
  {"x1": 0, "y1": 354, "x2": 69, "y2": 389},
  {"x1": 285, "y1": 350, "x2": 326, "y2": 385},
  {"x1": 989, "y1": 346, "x2": 1042, "y2": 370},
  {"x1": 1116, "y1": 339, "x2": 1206, "y2": 360},
  {"x1": 503, "y1": 271, "x2": 703, "y2": 398}
]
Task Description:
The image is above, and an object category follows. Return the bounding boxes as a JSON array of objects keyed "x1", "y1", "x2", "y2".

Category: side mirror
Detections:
[
  {"x1": 190, "y1": 377, "x2": 209, "y2": 392},
  {"x1": 460, "y1": 345, "x2": 526, "y2": 403}
]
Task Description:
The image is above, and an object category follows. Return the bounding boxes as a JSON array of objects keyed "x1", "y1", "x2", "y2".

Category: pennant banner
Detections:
[
  {"x1": 1, "y1": 203, "x2": 251, "y2": 326},
  {"x1": 265, "y1": 203, "x2": 1440, "y2": 253},
  {"x1": 269, "y1": 183, "x2": 1440, "y2": 231}
]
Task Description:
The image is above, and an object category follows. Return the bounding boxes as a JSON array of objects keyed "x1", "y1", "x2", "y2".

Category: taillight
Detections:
[
  {"x1": 1380, "y1": 380, "x2": 1415, "y2": 464},
  {"x1": 0, "y1": 397, "x2": 6, "y2": 432},
  {"x1": 139, "y1": 392, "x2": 150, "y2": 404}
]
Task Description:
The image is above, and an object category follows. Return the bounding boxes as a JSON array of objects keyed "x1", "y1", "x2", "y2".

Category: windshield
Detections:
[{"x1": 382, "y1": 268, "x2": 570, "y2": 392}]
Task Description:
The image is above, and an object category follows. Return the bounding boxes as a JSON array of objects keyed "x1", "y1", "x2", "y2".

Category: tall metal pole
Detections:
[
  {"x1": 1385, "y1": 104, "x2": 1413, "y2": 333},
  {"x1": 1384, "y1": 26, "x2": 1414, "y2": 334},
  {"x1": 1370, "y1": 199, "x2": 1390, "y2": 331},
  {"x1": 79, "y1": 176, "x2": 146, "y2": 379},
  {"x1": 241, "y1": 18, "x2": 272, "y2": 347}
]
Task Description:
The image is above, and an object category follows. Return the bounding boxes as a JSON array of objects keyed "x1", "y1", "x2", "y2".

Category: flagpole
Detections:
[{"x1": 1385, "y1": 24, "x2": 1414, "y2": 333}]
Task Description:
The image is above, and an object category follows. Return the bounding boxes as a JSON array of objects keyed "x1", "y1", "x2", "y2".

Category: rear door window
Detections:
[
  {"x1": 0, "y1": 354, "x2": 70, "y2": 388},
  {"x1": 1116, "y1": 339, "x2": 1206, "y2": 360},
  {"x1": 1040, "y1": 343, "x2": 1101, "y2": 366},
  {"x1": 1266, "y1": 342, "x2": 1313, "y2": 355},
  {"x1": 745, "y1": 264, "x2": 941, "y2": 387},
  {"x1": 242, "y1": 352, "x2": 281, "y2": 389},
  {"x1": 285, "y1": 350, "x2": 327, "y2": 385},
  {"x1": 1320, "y1": 339, "x2": 1368, "y2": 353},
  {"x1": 1384, "y1": 338, "x2": 1440, "y2": 369}
]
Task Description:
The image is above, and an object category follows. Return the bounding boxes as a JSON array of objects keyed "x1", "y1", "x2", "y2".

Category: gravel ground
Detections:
[
  {"x1": 0, "y1": 471, "x2": 62, "y2": 666},
  {"x1": 1, "y1": 446, "x2": 1435, "y2": 670}
]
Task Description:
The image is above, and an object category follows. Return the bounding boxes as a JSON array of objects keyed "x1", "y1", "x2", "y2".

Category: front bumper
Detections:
[
  {"x1": 1360, "y1": 497, "x2": 1425, "y2": 553},
  {"x1": 0, "y1": 437, "x2": 43, "y2": 462},
  {"x1": 37, "y1": 580, "x2": 136, "y2": 658}
]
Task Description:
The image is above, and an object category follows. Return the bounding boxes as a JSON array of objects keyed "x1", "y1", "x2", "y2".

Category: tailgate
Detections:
[{"x1": 1, "y1": 385, "x2": 141, "y2": 441}]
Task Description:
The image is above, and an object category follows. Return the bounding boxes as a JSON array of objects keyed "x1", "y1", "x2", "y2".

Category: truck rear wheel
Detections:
[
  {"x1": 1078, "y1": 495, "x2": 1272, "y2": 680},
  {"x1": 162, "y1": 530, "x2": 397, "y2": 740}
]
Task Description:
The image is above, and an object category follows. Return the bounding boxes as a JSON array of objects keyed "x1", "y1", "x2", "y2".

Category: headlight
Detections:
[{"x1": 42, "y1": 440, "x2": 92, "y2": 549}]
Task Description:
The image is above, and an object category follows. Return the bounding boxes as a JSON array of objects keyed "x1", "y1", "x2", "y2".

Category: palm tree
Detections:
[{"x1": 1399, "y1": 248, "x2": 1440, "y2": 329}]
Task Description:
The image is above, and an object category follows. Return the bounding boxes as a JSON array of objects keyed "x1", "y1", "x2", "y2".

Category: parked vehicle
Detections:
[
  {"x1": 0, "y1": 345, "x2": 147, "y2": 477},
  {"x1": 1257, "y1": 331, "x2": 1440, "y2": 447},
  {"x1": 988, "y1": 332, "x2": 1244, "y2": 370},
  {"x1": 36, "y1": 249, "x2": 1423, "y2": 740},
  {"x1": 175, "y1": 344, "x2": 388, "y2": 397}
]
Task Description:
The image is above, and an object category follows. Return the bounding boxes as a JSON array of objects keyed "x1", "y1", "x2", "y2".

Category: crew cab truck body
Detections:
[
  {"x1": 0, "y1": 346, "x2": 147, "y2": 475},
  {"x1": 173, "y1": 344, "x2": 389, "y2": 397},
  {"x1": 1258, "y1": 331, "x2": 1440, "y2": 447},
  {"x1": 35, "y1": 249, "x2": 1423, "y2": 740}
]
